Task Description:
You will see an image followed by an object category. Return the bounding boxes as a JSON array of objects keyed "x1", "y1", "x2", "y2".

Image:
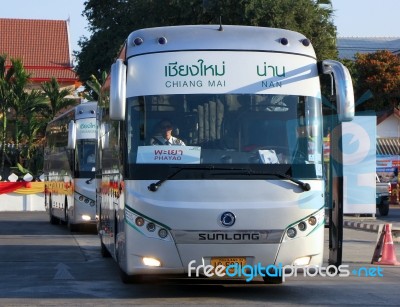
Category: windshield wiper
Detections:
[
  {"x1": 148, "y1": 166, "x2": 253, "y2": 192},
  {"x1": 148, "y1": 167, "x2": 186, "y2": 192},
  {"x1": 273, "y1": 173, "x2": 311, "y2": 191},
  {"x1": 148, "y1": 166, "x2": 311, "y2": 192},
  {"x1": 211, "y1": 169, "x2": 311, "y2": 192},
  {"x1": 86, "y1": 177, "x2": 95, "y2": 184}
]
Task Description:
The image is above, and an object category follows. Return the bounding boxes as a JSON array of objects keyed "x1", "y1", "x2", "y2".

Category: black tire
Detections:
[
  {"x1": 62, "y1": 197, "x2": 68, "y2": 225},
  {"x1": 262, "y1": 275, "x2": 283, "y2": 284},
  {"x1": 100, "y1": 240, "x2": 111, "y2": 258},
  {"x1": 378, "y1": 198, "x2": 390, "y2": 216},
  {"x1": 119, "y1": 269, "x2": 144, "y2": 284},
  {"x1": 66, "y1": 197, "x2": 79, "y2": 231},
  {"x1": 68, "y1": 220, "x2": 79, "y2": 232},
  {"x1": 49, "y1": 197, "x2": 58, "y2": 225}
]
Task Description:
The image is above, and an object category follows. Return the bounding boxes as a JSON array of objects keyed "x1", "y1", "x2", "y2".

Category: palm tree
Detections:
[
  {"x1": 7, "y1": 59, "x2": 30, "y2": 150},
  {"x1": 41, "y1": 77, "x2": 77, "y2": 119},
  {"x1": 20, "y1": 90, "x2": 49, "y2": 145},
  {"x1": 0, "y1": 54, "x2": 18, "y2": 175},
  {"x1": 2, "y1": 57, "x2": 53, "y2": 174},
  {"x1": 1, "y1": 60, "x2": 78, "y2": 177},
  {"x1": 81, "y1": 71, "x2": 109, "y2": 106}
]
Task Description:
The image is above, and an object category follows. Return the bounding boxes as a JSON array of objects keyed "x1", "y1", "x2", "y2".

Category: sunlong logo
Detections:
[
  {"x1": 199, "y1": 232, "x2": 260, "y2": 241},
  {"x1": 220, "y1": 211, "x2": 236, "y2": 227}
]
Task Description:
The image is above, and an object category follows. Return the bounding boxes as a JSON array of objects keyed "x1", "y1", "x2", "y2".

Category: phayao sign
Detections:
[{"x1": 136, "y1": 146, "x2": 201, "y2": 164}]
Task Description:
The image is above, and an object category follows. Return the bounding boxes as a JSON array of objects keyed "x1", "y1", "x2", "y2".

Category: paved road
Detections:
[{"x1": 0, "y1": 210, "x2": 399, "y2": 306}]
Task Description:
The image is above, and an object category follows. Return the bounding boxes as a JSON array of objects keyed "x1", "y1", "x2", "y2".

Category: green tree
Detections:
[
  {"x1": 75, "y1": 0, "x2": 337, "y2": 83},
  {"x1": 7, "y1": 59, "x2": 32, "y2": 149},
  {"x1": 40, "y1": 77, "x2": 78, "y2": 119},
  {"x1": 0, "y1": 56, "x2": 50, "y2": 175},
  {"x1": 81, "y1": 71, "x2": 109, "y2": 107},
  {"x1": 0, "y1": 54, "x2": 15, "y2": 175},
  {"x1": 17, "y1": 90, "x2": 49, "y2": 173},
  {"x1": 354, "y1": 50, "x2": 400, "y2": 112}
]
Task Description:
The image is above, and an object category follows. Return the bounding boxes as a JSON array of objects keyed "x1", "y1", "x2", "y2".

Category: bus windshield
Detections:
[
  {"x1": 76, "y1": 140, "x2": 96, "y2": 174},
  {"x1": 125, "y1": 94, "x2": 323, "y2": 179}
]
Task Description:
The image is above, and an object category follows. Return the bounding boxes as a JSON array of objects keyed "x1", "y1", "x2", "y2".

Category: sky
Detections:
[{"x1": 0, "y1": 0, "x2": 399, "y2": 54}]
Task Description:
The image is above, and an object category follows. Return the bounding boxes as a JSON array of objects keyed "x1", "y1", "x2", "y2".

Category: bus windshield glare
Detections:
[{"x1": 124, "y1": 93, "x2": 323, "y2": 180}]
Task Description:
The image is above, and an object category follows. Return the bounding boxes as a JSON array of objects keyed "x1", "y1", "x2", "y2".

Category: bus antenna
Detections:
[{"x1": 218, "y1": 16, "x2": 223, "y2": 31}]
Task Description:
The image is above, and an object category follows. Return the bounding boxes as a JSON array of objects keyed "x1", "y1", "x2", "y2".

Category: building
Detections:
[
  {"x1": 0, "y1": 18, "x2": 79, "y2": 90},
  {"x1": 376, "y1": 108, "x2": 400, "y2": 177},
  {"x1": 0, "y1": 18, "x2": 81, "y2": 179},
  {"x1": 337, "y1": 37, "x2": 400, "y2": 59}
]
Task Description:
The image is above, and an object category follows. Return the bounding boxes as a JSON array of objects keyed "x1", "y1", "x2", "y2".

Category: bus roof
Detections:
[
  {"x1": 47, "y1": 101, "x2": 98, "y2": 125},
  {"x1": 125, "y1": 25, "x2": 316, "y2": 59}
]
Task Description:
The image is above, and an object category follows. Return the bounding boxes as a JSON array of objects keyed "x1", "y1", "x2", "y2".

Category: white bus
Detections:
[
  {"x1": 44, "y1": 101, "x2": 98, "y2": 231},
  {"x1": 98, "y1": 25, "x2": 354, "y2": 283}
]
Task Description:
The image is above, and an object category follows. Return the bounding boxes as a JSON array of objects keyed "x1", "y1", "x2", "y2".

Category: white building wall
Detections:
[
  {"x1": 377, "y1": 114, "x2": 400, "y2": 138},
  {"x1": 0, "y1": 193, "x2": 45, "y2": 211}
]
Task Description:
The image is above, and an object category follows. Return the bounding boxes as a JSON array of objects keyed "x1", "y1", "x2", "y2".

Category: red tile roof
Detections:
[{"x1": 0, "y1": 18, "x2": 77, "y2": 83}]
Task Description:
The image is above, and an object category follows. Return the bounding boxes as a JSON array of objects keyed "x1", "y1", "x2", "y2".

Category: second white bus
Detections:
[{"x1": 44, "y1": 101, "x2": 98, "y2": 231}]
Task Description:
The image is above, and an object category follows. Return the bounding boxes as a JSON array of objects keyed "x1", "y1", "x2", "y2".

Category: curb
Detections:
[
  {"x1": 344, "y1": 220, "x2": 400, "y2": 242},
  {"x1": 344, "y1": 220, "x2": 381, "y2": 233}
]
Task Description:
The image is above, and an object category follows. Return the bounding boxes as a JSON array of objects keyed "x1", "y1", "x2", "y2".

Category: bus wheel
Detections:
[
  {"x1": 378, "y1": 198, "x2": 389, "y2": 216},
  {"x1": 49, "y1": 198, "x2": 58, "y2": 225},
  {"x1": 262, "y1": 275, "x2": 283, "y2": 284},
  {"x1": 68, "y1": 220, "x2": 79, "y2": 232},
  {"x1": 100, "y1": 240, "x2": 111, "y2": 258},
  {"x1": 119, "y1": 269, "x2": 144, "y2": 284},
  {"x1": 62, "y1": 197, "x2": 68, "y2": 225}
]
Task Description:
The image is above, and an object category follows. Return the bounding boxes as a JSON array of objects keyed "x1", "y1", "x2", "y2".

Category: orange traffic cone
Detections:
[{"x1": 372, "y1": 224, "x2": 400, "y2": 266}]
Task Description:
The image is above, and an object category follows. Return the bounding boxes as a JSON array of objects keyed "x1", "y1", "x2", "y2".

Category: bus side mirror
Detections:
[
  {"x1": 100, "y1": 123, "x2": 110, "y2": 149},
  {"x1": 320, "y1": 60, "x2": 355, "y2": 122},
  {"x1": 110, "y1": 59, "x2": 126, "y2": 121},
  {"x1": 67, "y1": 120, "x2": 76, "y2": 149}
]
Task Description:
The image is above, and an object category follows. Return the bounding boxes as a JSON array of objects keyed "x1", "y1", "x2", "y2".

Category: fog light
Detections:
[
  {"x1": 82, "y1": 215, "x2": 91, "y2": 221},
  {"x1": 298, "y1": 221, "x2": 307, "y2": 231},
  {"x1": 287, "y1": 227, "x2": 297, "y2": 238},
  {"x1": 293, "y1": 256, "x2": 311, "y2": 266},
  {"x1": 158, "y1": 228, "x2": 168, "y2": 238},
  {"x1": 308, "y1": 216, "x2": 317, "y2": 226},
  {"x1": 143, "y1": 257, "x2": 161, "y2": 267},
  {"x1": 135, "y1": 217, "x2": 145, "y2": 226}
]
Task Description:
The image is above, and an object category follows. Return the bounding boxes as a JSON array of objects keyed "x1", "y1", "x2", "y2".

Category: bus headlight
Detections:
[
  {"x1": 308, "y1": 216, "x2": 317, "y2": 226},
  {"x1": 158, "y1": 228, "x2": 168, "y2": 239},
  {"x1": 283, "y1": 208, "x2": 324, "y2": 241},
  {"x1": 287, "y1": 227, "x2": 297, "y2": 238},
  {"x1": 126, "y1": 210, "x2": 172, "y2": 242},
  {"x1": 146, "y1": 223, "x2": 156, "y2": 232},
  {"x1": 298, "y1": 221, "x2": 307, "y2": 231},
  {"x1": 135, "y1": 217, "x2": 145, "y2": 227}
]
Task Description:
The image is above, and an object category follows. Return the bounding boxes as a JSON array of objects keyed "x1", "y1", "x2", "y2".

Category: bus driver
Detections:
[{"x1": 150, "y1": 120, "x2": 185, "y2": 146}]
